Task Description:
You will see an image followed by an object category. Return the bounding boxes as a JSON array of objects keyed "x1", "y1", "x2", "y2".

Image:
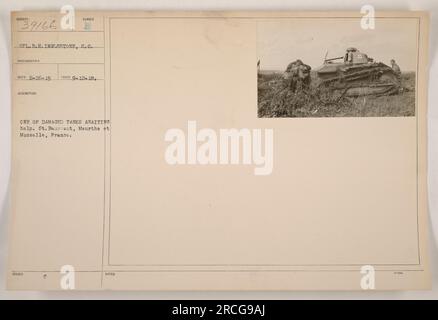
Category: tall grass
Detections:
[{"x1": 258, "y1": 72, "x2": 415, "y2": 117}]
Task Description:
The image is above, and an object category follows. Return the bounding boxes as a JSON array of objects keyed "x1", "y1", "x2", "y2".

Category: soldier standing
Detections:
[
  {"x1": 391, "y1": 59, "x2": 402, "y2": 84},
  {"x1": 390, "y1": 59, "x2": 401, "y2": 75},
  {"x1": 296, "y1": 60, "x2": 312, "y2": 90}
]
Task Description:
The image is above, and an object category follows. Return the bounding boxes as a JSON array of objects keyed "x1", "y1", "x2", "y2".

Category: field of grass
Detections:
[{"x1": 258, "y1": 71, "x2": 415, "y2": 118}]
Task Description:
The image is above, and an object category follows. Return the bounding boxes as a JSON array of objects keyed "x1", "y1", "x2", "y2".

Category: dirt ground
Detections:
[{"x1": 257, "y1": 72, "x2": 416, "y2": 118}]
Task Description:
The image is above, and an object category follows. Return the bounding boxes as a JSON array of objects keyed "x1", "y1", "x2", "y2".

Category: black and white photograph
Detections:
[{"x1": 257, "y1": 18, "x2": 418, "y2": 117}]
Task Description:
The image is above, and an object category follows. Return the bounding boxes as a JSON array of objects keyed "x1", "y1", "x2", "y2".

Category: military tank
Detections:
[{"x1": 315, "y1": 48, "x2": 400, "y2": 97}]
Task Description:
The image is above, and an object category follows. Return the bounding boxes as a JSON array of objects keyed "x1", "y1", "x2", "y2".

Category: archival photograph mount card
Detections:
[{"x1": 8, "y1": 11, "x2": 430, "y2": 290}]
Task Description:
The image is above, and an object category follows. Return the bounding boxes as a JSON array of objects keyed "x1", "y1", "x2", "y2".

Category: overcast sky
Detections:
[{"x1": 257, "y1": 18, "x2": 418, "y2": 72}]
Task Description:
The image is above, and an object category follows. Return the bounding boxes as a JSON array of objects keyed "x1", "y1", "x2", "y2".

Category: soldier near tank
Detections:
[
  {"x1": 391, "y1": 59, "x2": 401, "y2": 76},
  {"x1": 390, "y1": 59, "x2": 402, "y2": 86},
  {"x1": 283, "y1": 60, "x2": 299, "y2": 92},
  {"x1": 283, "y1": 59, "x2": 311, "y2": 93},
  {"x1": 296, "y1": 60, "x2": 312, "y2": 91}
]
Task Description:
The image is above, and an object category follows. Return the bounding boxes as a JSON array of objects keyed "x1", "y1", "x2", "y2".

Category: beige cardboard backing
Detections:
[{"x1": 7, "y1": 11, "x2": 430, "y2": 290}]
